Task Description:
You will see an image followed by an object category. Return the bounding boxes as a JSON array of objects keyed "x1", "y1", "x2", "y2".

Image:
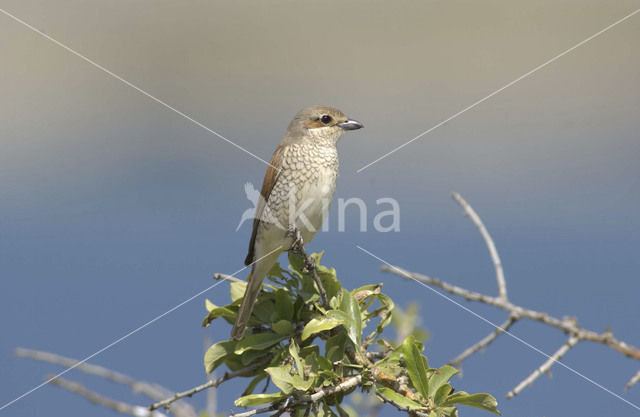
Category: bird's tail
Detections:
[{"x1": 230, "y1": 252, "x2": 279, "y2": 340}]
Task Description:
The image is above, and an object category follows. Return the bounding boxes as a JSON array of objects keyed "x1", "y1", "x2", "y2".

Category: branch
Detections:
[
  {"x1": 382, "y1": 266, "x2": 640, "y2": 362},
  {"x1": 231, "y1": 376, "x2": 362, "y2": 417},
  {"x1": 214, "y1": 273, "x2": 244, "y2": 283},
  {"x1": 448, "y1": 314, "x2": 518, "y2": 368},
  {"x1": 506, "y1": 335, "x2": 580, "y2": 398},
  {"x1": 16, "y1": 348, "x2": 196, "y2": 417},
  {"x1": 626, "y1": 368, "x2": 640, "y2": 391},
  {"x1": 376, "y1": 390, "x2": 430, "y2": 417},
  {"x1": 452, "y1": 192, "x2": 507, "y2": 300},
  {"x1": 150, "y1": 354, "x2": 273, "y2": 411},
  {"x1": 15, "y1": 348, "x2": 172, "y2": 401},
  {"x1": 381, "y1": 192, "x2": 640, "y2": 397},
  {"x1": 305, "y1": 374, "x2": 362, "y2": 402},
  {"x1": 47, "y1": 375, "x2": 169, "y2": 417}
]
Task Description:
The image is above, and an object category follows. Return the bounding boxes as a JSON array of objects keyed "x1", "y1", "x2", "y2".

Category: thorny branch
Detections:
[
  {"x1": 150, "y1": 354, "x2": 274, "y2": 411},
  {"x1": 451, "y1": 192, "x2": 507, "y2": 301},
  {"x1": 506, "y1": 335, "x2": 580, "y2": 398},
  {"x1": 448, "y1": 314, "x2": 518, "y2": 368},
  {"x1": 382, "y1": 192, "x2": 640, "y2": 396},
  {"x1": 47, "y1": 375, "x2": 169, "y2": 417},
  {"x1": 15, "y1": 348, "x2": 195, "y2": 417}
]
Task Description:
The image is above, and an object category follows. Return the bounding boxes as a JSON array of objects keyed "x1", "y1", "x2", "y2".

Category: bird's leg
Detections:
[
  {"x1": 286, "y1": 226, "x2": 329, "y2": 309},
  {"x1": 287, "y1": 225, "x2": 304, "y2": 253}
]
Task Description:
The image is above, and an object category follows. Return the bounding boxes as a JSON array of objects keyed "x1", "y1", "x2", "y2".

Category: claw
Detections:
[{"x1": 286, "y1": 225, "x2": 304, "y2": 252}]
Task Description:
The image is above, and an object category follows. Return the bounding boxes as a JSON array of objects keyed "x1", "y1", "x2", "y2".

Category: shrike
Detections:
[{"x1": 231, "y1": 105, "x2": 363, "y2": 340}]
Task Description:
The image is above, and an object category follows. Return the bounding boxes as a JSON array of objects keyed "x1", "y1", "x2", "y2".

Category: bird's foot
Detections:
[
  {"x1": 285, "y1": 225, "x2": 329, "y2": 308},
  {"x1": 286, "y1": 225, "x2": 304, "y2": 253},
  {"x1": 286, "y1": 226, "x2": 312, "y2": 272}
]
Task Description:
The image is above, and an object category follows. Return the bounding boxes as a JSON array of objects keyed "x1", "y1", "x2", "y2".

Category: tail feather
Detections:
[{"x1": 230, "y1": 252, "x2": 279, "y2": 340}]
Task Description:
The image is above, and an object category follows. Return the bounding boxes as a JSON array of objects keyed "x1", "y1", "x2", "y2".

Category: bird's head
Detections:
[{"x1": 285, "y1": 105, "x2": 363, "y2": 144}]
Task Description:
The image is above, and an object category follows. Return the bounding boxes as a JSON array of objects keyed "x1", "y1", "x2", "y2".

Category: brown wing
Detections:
[{"x1": 244, "y1": 145, "x2": 284, "y2": 265}]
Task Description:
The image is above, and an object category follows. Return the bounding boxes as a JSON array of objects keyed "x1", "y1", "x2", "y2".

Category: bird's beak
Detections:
[{"x1": 337, "y1": 119, "x2": 364, "y2": 130}]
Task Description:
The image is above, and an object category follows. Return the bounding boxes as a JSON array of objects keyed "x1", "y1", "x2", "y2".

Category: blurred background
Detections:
[{"x1": 1, "y1": 0, "x2": 639, "y2": 416}]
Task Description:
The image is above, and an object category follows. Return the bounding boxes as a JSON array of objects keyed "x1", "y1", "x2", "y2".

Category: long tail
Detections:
[{"x1": 230, "y1": 254, "x2": 278, "y2": 340}]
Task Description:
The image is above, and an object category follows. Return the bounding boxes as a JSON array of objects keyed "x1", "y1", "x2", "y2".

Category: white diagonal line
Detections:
[
  {"x1": 0, "y1": 7, "x2": 277, "y2": 171},
  {"x1": 0, "y1": 246, "x2": 283, "y2": 412},
  {"x1": 357, "y1": 7, "x2": 640, "y2": 173},
  {"x1": 355, "y1": 244, "x2": 640, "y2": 412}
]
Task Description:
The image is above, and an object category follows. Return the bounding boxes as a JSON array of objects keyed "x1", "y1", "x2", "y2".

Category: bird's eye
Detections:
[{"x1": 321, "y1": 115, "x2": 332, "y2": 124}]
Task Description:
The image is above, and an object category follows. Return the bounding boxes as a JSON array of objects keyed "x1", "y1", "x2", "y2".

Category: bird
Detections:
[{"x1": 230, "y1": 105, "x2": 363, "y2": 340}]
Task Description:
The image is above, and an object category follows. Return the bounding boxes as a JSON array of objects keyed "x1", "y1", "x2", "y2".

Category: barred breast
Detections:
[{"x1": 262, "y1": 140, "x2": 338, "y2": 243}]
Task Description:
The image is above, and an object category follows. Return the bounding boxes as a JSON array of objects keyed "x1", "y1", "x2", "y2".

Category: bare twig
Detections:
[
  {"x1": 451, "y1": 192, "x2": 507, "y2": 300},
  {"x1": 15, "y1": 348, "x2": 170, "y2": 401},
  {"x1": 626, "y1": 368, "x2": 640, "y2": 391},
  {"x1": 150, "y1": 354, "x2": 273, "y2": 411},
  {"x1": 47, "y1": 375, "x2": 168, "y2": 417},
  {"x1": 380, "y1": 192, "x2": 640, "y2": 397},
  {"x1": 382, "y1": 265, "x2": 640, "y2": 361},
  {"x1": 448, "y1": 314, "x2": 518, "y2": 368},
  {"x1": 214, "y1": 273, "x2": 244, "y2": 283},
  {"x1": 16, "y1": 348, "x2": 196, "y2": 417},
  {"x1": 507, "y1": 335, "x2": 580, "y2": 398}
]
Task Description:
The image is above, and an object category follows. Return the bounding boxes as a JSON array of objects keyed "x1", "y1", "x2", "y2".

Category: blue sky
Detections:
[{"x1": 1, "y1": 1, "x2": 639, "y2": 416}]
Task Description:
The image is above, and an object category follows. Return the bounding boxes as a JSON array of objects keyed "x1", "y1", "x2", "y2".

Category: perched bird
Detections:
[{"x1": 231, "y1": 105, "x2": 363, "y2": 340}]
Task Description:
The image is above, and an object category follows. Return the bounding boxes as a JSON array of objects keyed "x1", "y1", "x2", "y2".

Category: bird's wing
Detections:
[{"x1": 244, "y1": 145, "x2": 284, "y2": 266}]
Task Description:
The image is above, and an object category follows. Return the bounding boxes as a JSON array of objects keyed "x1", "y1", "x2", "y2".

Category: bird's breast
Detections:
[{"x1": 263, "y1": 142, "x2": 339, "y2": 237}]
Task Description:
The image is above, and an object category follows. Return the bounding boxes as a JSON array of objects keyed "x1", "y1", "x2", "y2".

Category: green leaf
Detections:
[
  {"x1": 291, "y1": 374, "x2": 313, "y2": 391},
  {"x1": 230, "y1": 281, "x2": 247, "y2": 302},
  {"x1": 288, "y1": 251, "x2": 305, "y2": 274},
  {"x1": 376, "y1": 387, "x2": 425, "y2": 410},
  {"x1": 340, "y1": 291, "x2": 362, "y2": 345},
  {"x1": 443, "y1": 391, "x2": 501, "y2": 415},
  {"x1": 376, "y1": 293, "x2": 394, "y2": 332},
  {"x1": 401, "y1": 335, "x2": 429, "y2": 401},
  {"x1": 289, "y1": 341, "x2": 304, "y2": 378},
  {"x1": 265, "y1": 366, "x2": 295, "y2": 394},
  {"x1": 242, "y1": 373, "x2": 267, "y2": 395},
  {"x1": 205, "y1": 299, "x2": 216, "y2": 312},
  {"x1": 335, "y1": 404, "x2": 353, "y2": 417},
  {"x1": 433, "y1": 383, "x2": 452, "y2": 406},
  {"x1": 267, "y1": 262, "x2": 286, "y2": 279},
  {"x1": 234, "y1": 332, "x2": 284, "y2": 354},
  {"x1": 302, "y1": 315, "x2": 345, "y2": 341},
  {"x1": 202, "y1": 305, "x2": 237, "y2": 327},
  {"x1": 251, "y1": 297, "x2": 276, "y2": 325},
  {"x1": 311, "y1": 250, "x2": 325, "y2": 264},
  {"x1": 300, "y1": 344, "x2": 320, "y2": 358},
  {"x1": 240, "y1": 348, "x2": 270, "y2": 366},
  {"x1": 325, "y1": 331, "x2": 347, "y2": 364},
  {"x1": 234, "y1": 392, "x2": 286, "y2": 407},
  {"x1": 203, "y1": 340, "x2": 235, "y2": 374},
  {"x1": 275, "y1": 289, "x2": 294, "y2": 320},
  {"x1": 272, "y1": 319, "x2": 294, "y2": 336},
  {"x1": 428, "y1": 365, "x2": 458, "y2": 397}
]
